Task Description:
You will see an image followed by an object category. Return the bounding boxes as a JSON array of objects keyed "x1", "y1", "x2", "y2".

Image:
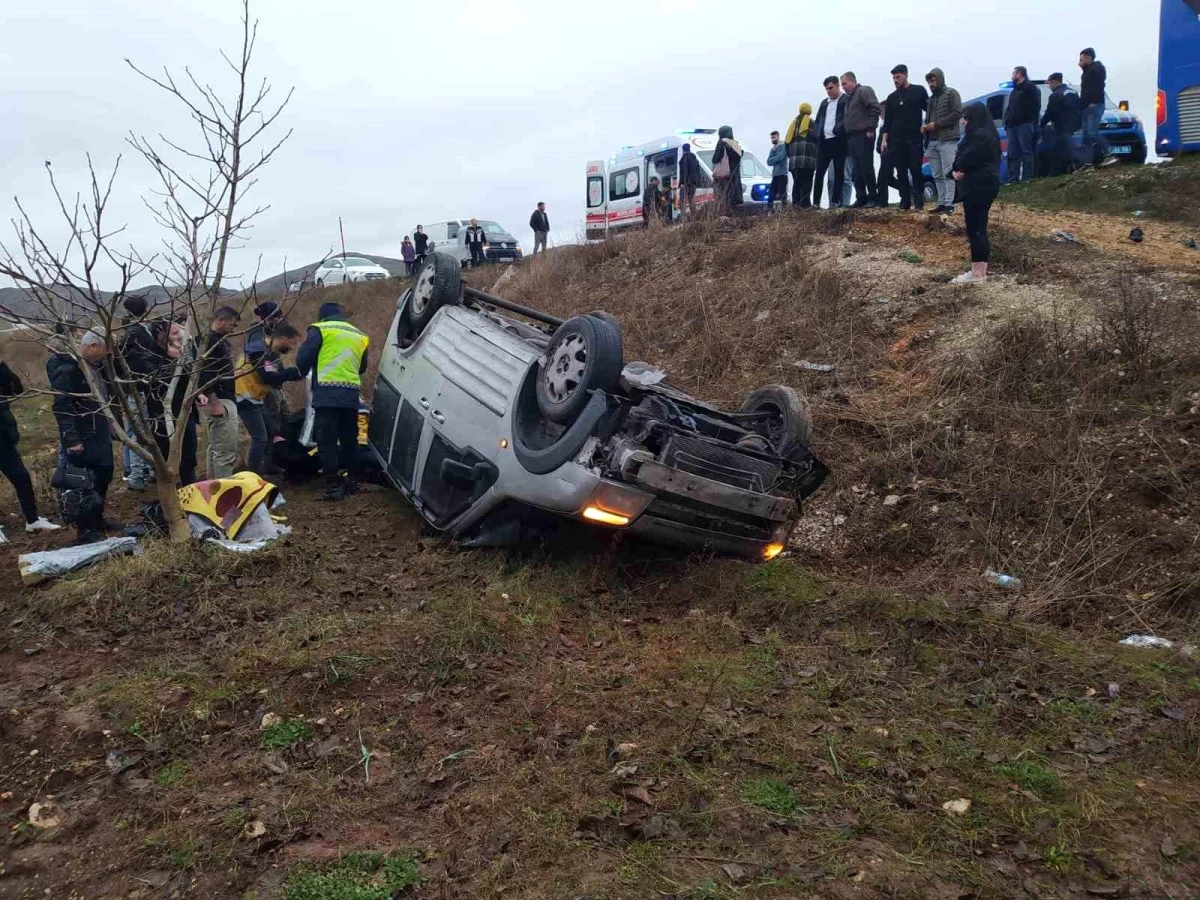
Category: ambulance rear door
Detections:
[{"x1": 585, "y1": 160, "x2": 607, "y2": 240}]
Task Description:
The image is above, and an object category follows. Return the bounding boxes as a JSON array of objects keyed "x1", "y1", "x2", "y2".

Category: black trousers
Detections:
[
  {"x1": 791, "y1": 169, "x2": 814, "y2": 207},
  {"x1": 963, "y1": 189, "x2": 998, "y2": 263},
  {"x1": 314, "y1": 407, "x2": 358, "y2": 480},
  {"x1": 848, "y1": 133, "x2": 878, "y2": 203},
  {"x1": 769, "y1": 174, "x2": 789, "y2": 208},
  {"x1": 813, "y1": 137, "x2": 847, "y2": 208},
  {"x1": 889, "y1": 138, "x2": 925, "y2": 207},
  {"x1": 0, "y1": 440, "x2": 38, "y2": 523},
  {"x1": 469, "y1": 243, "x2": 485, "y2": 266}
]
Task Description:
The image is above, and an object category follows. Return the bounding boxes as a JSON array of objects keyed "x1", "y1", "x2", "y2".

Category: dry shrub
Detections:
[
  {"x1": 0, "y1": 329, "x2": 53, "y2": 387},
  {"x1": 1093, "y1": 273, "x2": 1194, "y2": 379}
]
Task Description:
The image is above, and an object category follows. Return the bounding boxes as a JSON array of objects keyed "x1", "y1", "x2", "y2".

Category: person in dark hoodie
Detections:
[
  {"x1": 677, "y1": 143, "x2": 702, "y2": 218},
  {"x1": 1078, "y1": 48, "x2": 1111, "y2": 166},
  {"x1": 413, "y1": 226, "x2": 430, "y2": 266},
  {"x1": 117, "y1": 294, "x2": 166, "y2": 490},
  {"x1": 1003, "y1": 66, "x2": 1041, "y2": 182},
  {"x1": 48, "y1": 329, "x2": 115, "y2": 544},
  {"x1": 0, "y1": 359, "x2": 61, "y2": 535},
  {"x1": 1040, "y1": 73, "x2": 1082, "y2": 176},
  {"x1": 950, "y1": 102, "x2": 1002, "y2": 284},
  {"x1": 710, "y1": 126, "x2": 744, "y2": 213},
  {"x1": 880, "y1": 64, "x2": 929, "y2": 210},
  {"x1": 295, "y1": 302, "x2": 370, "y2": 500},
  {"x1": 812, "y1": 77, "x2": 849, "y2": 208},
  {"x1": 922, "y1": 67, "x2": 963, "y2": 214}
]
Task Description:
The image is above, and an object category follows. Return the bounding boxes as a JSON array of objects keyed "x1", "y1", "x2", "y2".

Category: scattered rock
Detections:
[
  {"x1": 753, "y1": 310, "x2": 770, "y2": 323},
  {"x1": 721, "y1": 863, "x2": 749, "y2": 884},
  {"x1": 1107, "y1": 683, "x2": 1120, "y2": 699},
  {"x1": 263, "y1": 755, "x2": 289, "y2": 775},
  {"x1": 1160, "y1": 837, "x2": 1178, "y2": 858},
  {"x1": 882, "y1": 494, "x2": 902, "y2": 507},
  {"x1": 28, "y1": 800, "x2": 62, "y2": 829},
  {"x1": 941, "y1": 798, "x2": 972, "y2": 816},
  {"x1": 875, "y1": 297, "x2": 891, "y2": 304},
  {"x1": 615, "y1": 742, "x2": 639, "y2": 758},
  {"x1": 243, "y1": 819, "x2": 267, "y2": 838},
  {"x1": 259, "y1": 712, "x2": 282, "y2": 731}
]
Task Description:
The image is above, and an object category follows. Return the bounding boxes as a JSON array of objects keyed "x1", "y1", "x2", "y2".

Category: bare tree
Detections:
[{"x1": 0, "y1": 0, "x2": 293, "y2": 543}]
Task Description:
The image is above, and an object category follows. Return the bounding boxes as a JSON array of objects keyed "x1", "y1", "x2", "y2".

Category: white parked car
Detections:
[{"x1": 313, "y1": 256, "x2": 391, "y2": 287}]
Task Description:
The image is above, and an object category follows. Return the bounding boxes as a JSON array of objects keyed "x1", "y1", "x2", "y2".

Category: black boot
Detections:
[{"x1": 322, "y1": 475, "x2": 346, "y2": 502}]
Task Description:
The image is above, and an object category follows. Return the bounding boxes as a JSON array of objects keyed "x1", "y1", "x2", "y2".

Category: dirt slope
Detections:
[{"x1": 2, "y1": 201, "x2": 1200, "y2": 899}]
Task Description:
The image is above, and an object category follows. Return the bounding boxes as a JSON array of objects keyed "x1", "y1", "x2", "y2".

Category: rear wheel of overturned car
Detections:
[
  {"x1": 403, "y1": 251, "x2": 462, "y2": 336},
  {"x1": 740, "y1": 385, "x2": 812, "y2": 455},
  {"x1": 536, "y1": 315, "x2": 623, "y2": 424}
]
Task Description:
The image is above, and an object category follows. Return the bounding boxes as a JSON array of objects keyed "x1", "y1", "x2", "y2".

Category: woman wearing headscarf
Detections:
[
  {"x1": 784, "y1": 103, "x2": 818, "y2": 209},
  {"x1": 951, "y1": 102, "x2": 1002, "y2": 284},
  {"x1": 709, "y1": 125, "x2": 744, "y2": 213}
]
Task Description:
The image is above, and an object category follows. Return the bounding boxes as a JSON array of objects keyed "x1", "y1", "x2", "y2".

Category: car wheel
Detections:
[
  {"x1": 587, "y1": 310, "x2": 623, "y2": 361},
  {"x1": 740, "y1": 385, "x2": 812, "y2": 455},
  {"x1": 405, "y1": 251, "x2": 462, "y2": 335},
  {"x1": 923, "y1": 179, "x2": 938, "y2": 204},
  {"x1": 536, "y1": 315, "x2": 623, "y2": 424},
  {"x1": 316, "y1": 278, "x2": 325, "y2": 288}
]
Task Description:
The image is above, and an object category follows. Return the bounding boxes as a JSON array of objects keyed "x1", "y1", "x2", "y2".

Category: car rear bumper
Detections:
[{"x1": 626, "y1": 514, "x2": 780, "y2": 559}]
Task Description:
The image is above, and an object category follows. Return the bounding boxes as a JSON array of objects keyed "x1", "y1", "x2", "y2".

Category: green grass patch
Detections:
[
  {"x1": 262, "y1": 720, "x2": 313, "y2": 749},
  {"x1": 747, "y1": 561, "x2": 820, "y2": 601},
  {"x1": 154, "y1": 760, "x2": 188, "y2": 787},
  {"x1": 994, "y1": 760, "x2": 1062, "y2": 796},
  {"x1": 284, "y1": 851, "x2": 420, "y2": 900},
  {"x1": 741, "y1": 777, "x2": 799, "y2": 816}
]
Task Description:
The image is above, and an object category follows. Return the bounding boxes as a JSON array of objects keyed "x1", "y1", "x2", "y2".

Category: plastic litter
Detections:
[
  {"x1": 0, "y1": 526, "x2": 7, "y2": 545},
  {"x1": 1184, "y1": 238, "x2": 1198, "y2": 251},
  {"x1": 982, "y1": 569, "x2": 1022, "y2": 590},
  {"x1": 620, "y1": 362, "x2": 667, "y2": 389},
  {"x1": 1119, "y1": 634, "x2": 1174, "y2": 650},
  {"x1": 1132, "y1": 210, "x2": 1144, "y2": 217},
  {"x1": 753, "y1": 310, "x2": 770, "y2": 323},
  {"x1": 1052, "y1": 230, "x2": 1080, "y2": 244},
  {"x1": 796, "y1": 361, "x2": 836, "y2": 373},
  {"x1": 18, "y1": 537, "x2": 140, "y2": 586}
]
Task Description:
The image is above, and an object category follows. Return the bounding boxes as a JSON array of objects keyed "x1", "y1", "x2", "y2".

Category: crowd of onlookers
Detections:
[{"x1": 1, "y1": 293, "x2": 373, "y2": 544}]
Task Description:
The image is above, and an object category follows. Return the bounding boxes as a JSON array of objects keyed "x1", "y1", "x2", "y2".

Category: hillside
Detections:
[{"x1": 2, "y1": 200, "x2": 1199, "y2": 899}]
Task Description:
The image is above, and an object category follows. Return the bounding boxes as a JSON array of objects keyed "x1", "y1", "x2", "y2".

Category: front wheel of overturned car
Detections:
[
  {"x1": 741, "y1": 385, "x2": 813, "y2": 456},
  {"x1": 536, "y1": 315, "x2": 623, "y2": 424},
  {"x1": 403, "y1": 251, "x2": 462, "y2": 337}
]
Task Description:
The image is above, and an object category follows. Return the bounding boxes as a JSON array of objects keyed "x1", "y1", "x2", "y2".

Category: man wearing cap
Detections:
[
  {"x1": 296, "y1": 302, "x2": 370, "y2": 501},
  {"x1": 47, "y1": 329, "x2": 115, "y2": 543},
  {"x1": 1040, "y1": 72, "x2": 1082, "y2": 176}
]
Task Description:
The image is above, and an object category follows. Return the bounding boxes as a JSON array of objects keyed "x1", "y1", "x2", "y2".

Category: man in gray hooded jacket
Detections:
[{"x1": 921, "y1": 67, "x2": 963, "y2": 213}]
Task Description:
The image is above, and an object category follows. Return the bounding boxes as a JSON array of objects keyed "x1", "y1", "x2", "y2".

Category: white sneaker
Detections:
[
  {"x1": 26, "y1": 517, "x2": 63, "y2": 533},
  {"x1": 951, "y1": 271, "x2": 986, "y2": 285}
]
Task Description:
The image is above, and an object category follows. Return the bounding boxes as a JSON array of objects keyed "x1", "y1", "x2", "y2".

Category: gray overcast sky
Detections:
[{"x1": 1, "y1": 0, "x2": 1159, "y2": 289}]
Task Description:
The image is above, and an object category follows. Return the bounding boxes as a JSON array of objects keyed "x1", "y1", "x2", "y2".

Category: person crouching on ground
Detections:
[
  {"x1": 951, "y1": 102, "x2": 1002, "y2": 284},
  {"x1": 47, "y1": 329, "x2": 114, "y2": 544},
  {"x1": 296, "y1": 302, "x2": 370, "y2": 501},
  {"x1": 235, "y1": 321, "x2": 303, "y2": 477}
]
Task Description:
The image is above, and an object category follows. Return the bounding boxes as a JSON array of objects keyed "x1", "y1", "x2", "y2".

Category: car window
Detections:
[
  {"x1": 610, "y1": 166, "x2": 640, "y2": 200},
  {"x1": 480, "y1": 221, "x2": 506, "y2": 235},
  {"x1": 341, "y1": 257, "x2": 374, "y2": 266},
  {"x1": 987, "y1": 94, "x2": 1006, "y2": 124},
  {"x1": 447, "y1": 221, "x2": 460, "y2": 238},
  {"x1": 328, "y1": 259, "x2": 343, "y2": 268},
  {"x1": 587, "y1": 175, "x2": 604, "y2": 208}
]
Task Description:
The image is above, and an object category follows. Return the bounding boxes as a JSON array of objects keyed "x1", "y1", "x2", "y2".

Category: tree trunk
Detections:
[{"x1": 153, "y1": 462, "x2": 191, "y2": 543}]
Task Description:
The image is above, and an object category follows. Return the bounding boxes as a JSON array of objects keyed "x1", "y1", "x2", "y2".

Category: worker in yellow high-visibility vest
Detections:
[{"x1": 295, "y1": 302, "x2": 370, "y2": 501}]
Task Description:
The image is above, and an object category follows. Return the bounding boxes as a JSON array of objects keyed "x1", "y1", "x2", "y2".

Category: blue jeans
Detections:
[
  {"x1": 1007, "y1": 122, "x2": 1036, "y2": 182},
  {"x1": 1081, "y1": 104, "x2": 1108, "y2": 165}
]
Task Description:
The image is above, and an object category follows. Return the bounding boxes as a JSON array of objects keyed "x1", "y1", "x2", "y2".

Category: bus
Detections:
[{"x1": 1156, "y1": 0, "x2": 1200, "y2": 155}]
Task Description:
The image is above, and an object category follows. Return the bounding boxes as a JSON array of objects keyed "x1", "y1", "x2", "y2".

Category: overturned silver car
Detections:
[{"x1": 368, "y1": 252, "x2": 827, "y2": 560}]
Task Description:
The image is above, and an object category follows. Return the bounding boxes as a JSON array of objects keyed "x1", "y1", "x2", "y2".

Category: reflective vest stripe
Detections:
[{"x1": 312, "y1": 320, "x2": 368, "y2": 389}]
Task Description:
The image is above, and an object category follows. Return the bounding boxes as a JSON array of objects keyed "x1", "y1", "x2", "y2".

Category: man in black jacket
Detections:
[
  {"x1": 880, "y1": 64, "x2": 928, "y2": 210},
  {"x1": 1078, "y1": 47, "x2": 1110, "y2": 166},
  {"x1": 413, "y1": 226, "x2": 430, "y2": 266},
  {"x1": 1003, "y1": 66, "x2": 1041, "y2": 182},
  {"x1": 812, "y1": 76, "x2": 849, "y2": 208},
  {"x1": 1, "y1": 360, "x2": 60, "y2": 535},
  {"x1": 48, "y1": 329, "x2": 114, "y2": 543},
  {"x1": 118, "y1": 295, "x2": 169, "y2": 490},
  {"x1": 678, "y1": 143, "x2": 701, "y2": 218},
  {"x1": 529, "y1": 203, "x2": 550, "y2": 255},
  {"x1": 1040, "y1": 73, "x2": 1081, "y2": 176},
  {"x1": 464, "y1": 218, "x2": 488, "y2": 267},
  {"x1": 841, "y1": 71, "x2": 883, "y2": 208}
]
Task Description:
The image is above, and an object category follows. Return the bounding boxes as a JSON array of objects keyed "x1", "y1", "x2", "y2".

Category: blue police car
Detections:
[{"x1": 920, "y1": 79, "x2": 1148, "y2": 202}]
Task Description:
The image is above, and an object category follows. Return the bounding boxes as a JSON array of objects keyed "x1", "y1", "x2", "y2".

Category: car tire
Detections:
[
  {"x1": 923, "y1": 179, "x2": 938, "y2": 204},
  {"x1": 536, "y1": 315, "x2": 623, "y2": 424},
  {"x1": 587, "y1": 310, "x2": 623, "y2": 361},
  {"x1": 740, "y1": 385, "x2": 813, "y2": 455},
  {"x1": 404, "y1": 251, "x2": 462, "y2": 335},
  {"x1": 316, "y1": 278, "x2": 325, "y2": 289}
]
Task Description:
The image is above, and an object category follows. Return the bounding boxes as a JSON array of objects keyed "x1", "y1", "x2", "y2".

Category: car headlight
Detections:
[{"x1": 516, "y1": 243, "x2": 523, "y2": 253}]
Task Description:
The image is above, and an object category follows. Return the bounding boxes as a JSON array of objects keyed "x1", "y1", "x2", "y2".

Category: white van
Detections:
[
  {"x1": 586, "y1": 129, "x2": 774, "y2": 239},
  {"x1": 413, "y1": 219, "x2": 523, "y2": 266}
]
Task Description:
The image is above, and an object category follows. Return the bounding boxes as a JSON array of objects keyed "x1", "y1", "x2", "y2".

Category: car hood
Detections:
[
  {"x1": 1102, "y1": 109, "x2": 1139, "y2": 127},
  {"x1": 485, "y1": 232, "x2": 519, "y2": 244}
]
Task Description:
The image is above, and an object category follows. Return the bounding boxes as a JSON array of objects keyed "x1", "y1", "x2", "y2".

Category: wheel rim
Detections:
[
  {"x1": 543, "y1": 333, "x2": 588, "y2": 404},
  {"x1": 411, "y1": 265, "x2": 435, "y2": 317}
]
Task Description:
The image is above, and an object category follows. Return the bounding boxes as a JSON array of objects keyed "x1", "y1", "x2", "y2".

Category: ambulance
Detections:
[{"x1": 585, "y1": 128, "x2": 775, "y2": 239}]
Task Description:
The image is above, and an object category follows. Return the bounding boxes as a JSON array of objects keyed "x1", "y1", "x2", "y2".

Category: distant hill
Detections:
[
  {"x1": 0, "y1": 283, "x2": 220, "y2": 323},
  {"x1": 251, "y1": 252, "x2": 406, "y2": 297}
]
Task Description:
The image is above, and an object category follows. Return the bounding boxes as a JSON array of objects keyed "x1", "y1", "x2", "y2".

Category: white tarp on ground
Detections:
[{"x1": 18, "y1": 537, "x2": 140, "y2": 586}]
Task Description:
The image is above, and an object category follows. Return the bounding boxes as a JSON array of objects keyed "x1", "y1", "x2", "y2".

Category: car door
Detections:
[{"x1": 586, "y1": 159, "x2": 607, "y2": 240}]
